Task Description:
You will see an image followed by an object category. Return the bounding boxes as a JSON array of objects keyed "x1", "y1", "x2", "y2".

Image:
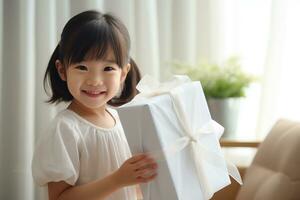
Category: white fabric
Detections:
[{"x1": 32, "y1": 108, "x2": 137, "y2": 200}]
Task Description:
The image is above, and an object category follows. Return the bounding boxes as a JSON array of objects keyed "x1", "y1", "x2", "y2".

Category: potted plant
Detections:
[{"x1": 172, "y1": 56, "x2": 256, "y2": 138}]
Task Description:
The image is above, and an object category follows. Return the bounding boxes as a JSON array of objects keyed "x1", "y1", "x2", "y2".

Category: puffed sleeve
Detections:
[{"x1": 32, "y1": 117, "x2": 81, "y2": 186}]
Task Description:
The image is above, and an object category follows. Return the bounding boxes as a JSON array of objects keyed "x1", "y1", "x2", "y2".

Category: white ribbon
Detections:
[{"x1": 135, "y1": 75, "x2": 242, "y2": 199}]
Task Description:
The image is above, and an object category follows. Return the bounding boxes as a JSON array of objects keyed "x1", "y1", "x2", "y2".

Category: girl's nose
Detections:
[{"x1": 86, "y1": 75, "x2": 103, "y2": 86}]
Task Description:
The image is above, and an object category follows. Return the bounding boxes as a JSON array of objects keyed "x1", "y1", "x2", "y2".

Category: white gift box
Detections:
[{"x1": 117, "y1": 75, "x2": 241, "y2": 200}]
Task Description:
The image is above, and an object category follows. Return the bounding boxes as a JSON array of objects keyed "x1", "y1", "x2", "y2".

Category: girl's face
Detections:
[{"x1": 56, "y1": 52, "x2": 130, "y2": 111}]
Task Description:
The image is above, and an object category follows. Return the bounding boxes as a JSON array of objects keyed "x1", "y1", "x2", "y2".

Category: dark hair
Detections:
[{"x1": 44, "y1": 10, "x2": 141, "y2": 106}]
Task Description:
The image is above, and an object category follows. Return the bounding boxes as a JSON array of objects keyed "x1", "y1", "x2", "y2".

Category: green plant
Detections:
[{"x1": 172, "y1": 57, "x2": 256, "y2": 98}]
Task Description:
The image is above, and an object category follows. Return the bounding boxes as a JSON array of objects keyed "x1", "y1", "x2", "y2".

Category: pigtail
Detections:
[
  {"x1": 43, "y1": 44, "x2": 72, "y2": 104},
  {"x1": 109, "y1": 57, "x2": 141, "y2": 106}
]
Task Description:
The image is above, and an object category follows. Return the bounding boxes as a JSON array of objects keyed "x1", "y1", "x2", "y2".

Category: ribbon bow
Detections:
[{"x1": 135, "y1": 75, "x2": 242, "y2": 199}]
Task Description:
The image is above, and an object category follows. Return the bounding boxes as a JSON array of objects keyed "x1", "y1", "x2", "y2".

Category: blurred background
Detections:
[{"x1": 0, "y1": 0, "x2": 300, "y2": 199}]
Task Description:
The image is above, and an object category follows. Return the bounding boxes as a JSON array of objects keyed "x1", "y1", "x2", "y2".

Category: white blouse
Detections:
[{"x1": 32, "y1": 108, "x2": 137, "y2": 200}]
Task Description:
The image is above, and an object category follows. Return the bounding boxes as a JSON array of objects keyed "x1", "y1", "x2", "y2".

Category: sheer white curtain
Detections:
[
  {"x1": 215, "y1": 0, "x2": 300, "y2": 139},
  {"x1": 1, "y1": 0, "x2": 36, "y2": 199},
  {"x1": 258, "y1": 0, "x2": 300, "y2": 136}
]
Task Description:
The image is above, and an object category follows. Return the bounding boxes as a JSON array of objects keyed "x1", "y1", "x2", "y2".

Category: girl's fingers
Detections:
[
  {"x1": 135, "y1": 168, "x2": 156, "y2": 177},
  {"x1": 137, "y1": 173, "x2": 158, "y2": 183},
  {"x1": 133, "y1": 158, "x2": 156, "y2": 170},
  {"x1": 135, "y1": 162, "x2": 158, "y2": 171},
  {"x1": 127, "y1": 154, "x2": 147, "y2": 164}
]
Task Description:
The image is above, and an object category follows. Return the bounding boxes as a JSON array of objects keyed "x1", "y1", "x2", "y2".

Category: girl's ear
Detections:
[
  {"x1": 120, "y1": 63, "x2": 131, "y2": 83},
  {"x1": 55, "y1": 60, "x2": 67, "y2": 81}
]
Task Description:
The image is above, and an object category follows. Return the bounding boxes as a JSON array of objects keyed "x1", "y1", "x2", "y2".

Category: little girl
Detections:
[{"x1": 32, "y1": 10, "x2": 157, "y2": 200}]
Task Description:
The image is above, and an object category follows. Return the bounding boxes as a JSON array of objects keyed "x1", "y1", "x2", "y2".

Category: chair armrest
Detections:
[{"x1": 220, "y1": 140, "x2": 261, "y2": 148}]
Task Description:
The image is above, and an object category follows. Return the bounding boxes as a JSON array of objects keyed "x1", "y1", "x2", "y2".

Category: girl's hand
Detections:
[{"x1": 112, "y1": 154, "x2": 158, "y2": 187}]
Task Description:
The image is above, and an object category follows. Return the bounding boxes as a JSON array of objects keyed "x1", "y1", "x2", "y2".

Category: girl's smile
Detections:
[{"x1": 81, "y1": 89, "x2": 107, "y2": 98}]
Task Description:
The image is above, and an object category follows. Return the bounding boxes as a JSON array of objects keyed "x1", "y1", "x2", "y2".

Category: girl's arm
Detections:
[
  {"x1": 48, "y1": 154, "x2": 157, "y2": 200},
  {"x1": 48, "y1": 172, "x2": 120, "y2": 200}
]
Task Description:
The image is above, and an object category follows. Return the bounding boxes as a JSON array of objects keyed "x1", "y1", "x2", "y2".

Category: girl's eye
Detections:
[
  {"x1": 104, "y1": 66, "x2": 115, "y2": 71},
  {"x1": 75, "y1": 65, "x2": 88, "y2": 71}
]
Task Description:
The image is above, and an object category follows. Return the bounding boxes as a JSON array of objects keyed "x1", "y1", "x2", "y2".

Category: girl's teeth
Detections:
[{"x1": 86, "y1": 91, "x2": 101, "y2": 94}]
